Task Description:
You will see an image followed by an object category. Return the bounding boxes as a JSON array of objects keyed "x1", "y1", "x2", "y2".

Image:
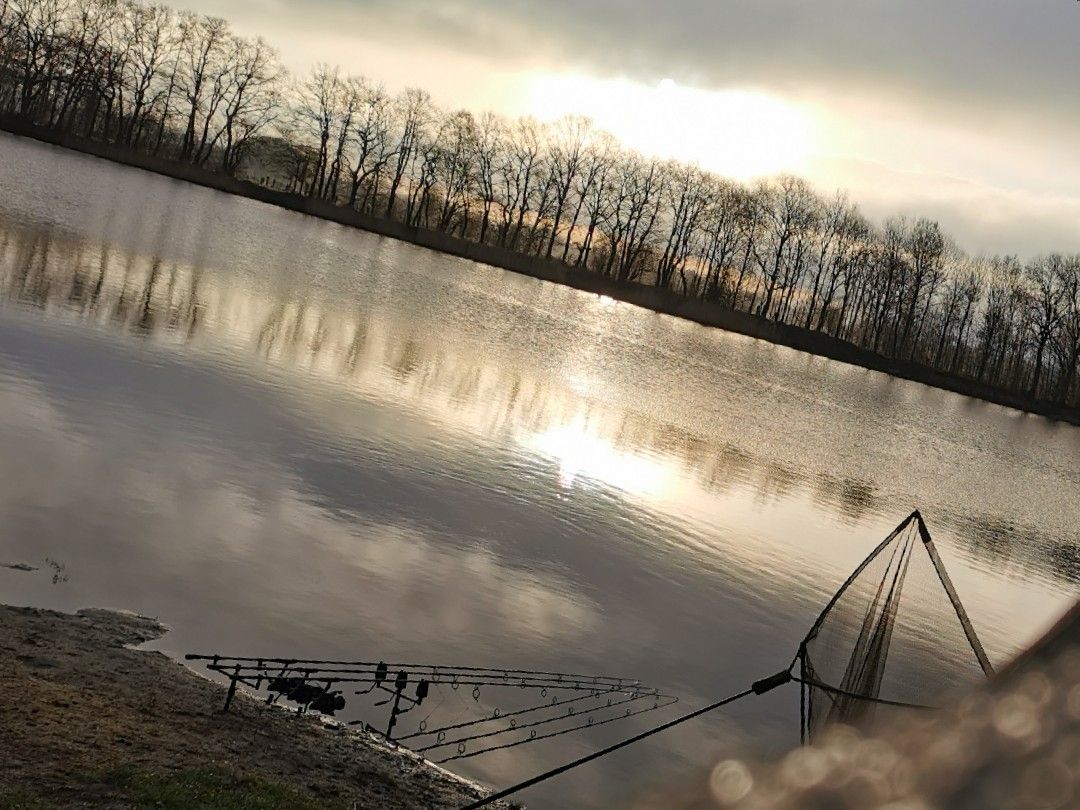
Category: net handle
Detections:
[{"x1": 914, "y1": 512, "x2": 995, "y2": 677}]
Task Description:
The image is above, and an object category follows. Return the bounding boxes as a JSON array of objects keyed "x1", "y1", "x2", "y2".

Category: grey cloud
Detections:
[
  {"x1": 177, "y1": 0, "x2": 1080, "y2": 252},
  {"x1": 808, "y1": 155, "x2": 1080, "y2": 257},
  {"x1": 337, "y1": 0, "x2": 1079, "y2": 126}
]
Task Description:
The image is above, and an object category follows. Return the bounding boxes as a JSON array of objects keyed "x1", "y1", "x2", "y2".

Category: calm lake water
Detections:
[{"x1": 1, "y1": 132, "x2": 1077, "y2": 807}]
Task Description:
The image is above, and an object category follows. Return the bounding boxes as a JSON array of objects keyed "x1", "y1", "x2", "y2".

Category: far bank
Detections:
[{"x1": 1, "y1": 117, "x2": 1076, "y2": 428}]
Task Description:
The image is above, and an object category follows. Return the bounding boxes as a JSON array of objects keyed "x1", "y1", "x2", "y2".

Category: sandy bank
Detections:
[{"x1": 0, "y1": 604, "x2": 512, "y2": 809}]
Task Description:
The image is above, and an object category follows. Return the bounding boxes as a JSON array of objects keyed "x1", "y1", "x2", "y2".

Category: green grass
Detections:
[{"x1": 105, "y1": 766, "x2": 335, "y2": 809}]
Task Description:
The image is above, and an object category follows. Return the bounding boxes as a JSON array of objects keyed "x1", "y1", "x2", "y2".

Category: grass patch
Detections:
[
  {"x1": 105, "y1": 766, "x2": 334, "y2": 809},
  {"x1": 0, "y1": 789, "x2": 52, "y2": 809}
]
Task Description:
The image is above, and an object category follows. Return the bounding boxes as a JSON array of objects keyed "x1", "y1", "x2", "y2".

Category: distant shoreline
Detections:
[{"x1": 3, "y1": 117, "x2": 1078, "y2": 428}]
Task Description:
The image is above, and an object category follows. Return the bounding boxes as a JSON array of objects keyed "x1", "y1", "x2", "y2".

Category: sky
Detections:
[{"x1": 171, "y1": 0, "x2": 1080, "y2": 258}]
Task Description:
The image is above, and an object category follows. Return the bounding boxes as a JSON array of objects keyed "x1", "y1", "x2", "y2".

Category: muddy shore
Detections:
[{"x1": 0, "y1": 604, "x2": 512, "y2": 809}]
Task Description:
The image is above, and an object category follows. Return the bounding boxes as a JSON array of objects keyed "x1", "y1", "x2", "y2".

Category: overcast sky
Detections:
[{"x1": 174, "y1": 0, "x2": 1080, "y2": 257}]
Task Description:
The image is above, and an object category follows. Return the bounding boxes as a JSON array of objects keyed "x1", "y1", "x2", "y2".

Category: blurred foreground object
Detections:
[{"x1": 672, "y1": 600, "x2": 1079, "y2": 810}]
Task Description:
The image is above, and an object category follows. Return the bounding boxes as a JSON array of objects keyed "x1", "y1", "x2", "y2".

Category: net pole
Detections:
[
  {"x1": 798, "y1": 646, "x2": 807, "y2": 745},
  {"x1": 914, "y1": 512, "x2": 995, "y2": 677}
]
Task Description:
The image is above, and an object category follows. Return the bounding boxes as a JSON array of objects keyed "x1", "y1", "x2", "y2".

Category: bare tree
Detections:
[
  {"x1": 175, "y1": 13, "x2": 229, "y2": 161},
  {"x1": 384, "y1": 87, "x2": 431, "y2": 218},
  {"x1": 294, "y1": 64, "x2": 343, "y2": 197},
  {"x1": 1, "y1": 0, "x2": 1077, "y2": 407},
  {"x1": 1052, "y1": 259, "x2": 1080, "y2": 402},
  {"x1": 752, "y1": 175, "x2": 819, "y2": 319},
  {"x1": 496, "y1": 117, "x2": 547, "y2": 251},
  {"x1": 120, "y1": 2, "x2": 177, "y2": 147},
  {"x1": 543, "y1": 115, "x2": 591, "y2": 259},
  {"x1": 345, "y1": 79, "x2": 394, "y2": 210},
  {"x1": 655, "y1": 162, "x2": 709, "y2": 292},
  {"x1": 1024, "y1": 255, "x2": 1070, "y2": 397},
  {"x1": 434, "y1": 109, "x2": 477, "y2": 234}
]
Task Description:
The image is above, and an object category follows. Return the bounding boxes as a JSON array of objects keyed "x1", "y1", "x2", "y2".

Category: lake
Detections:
[{"x1": 1, "y1": 132, "x2": 1077, "y2": 807}]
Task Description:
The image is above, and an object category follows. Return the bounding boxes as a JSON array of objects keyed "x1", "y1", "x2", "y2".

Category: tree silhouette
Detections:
[{"x1": 1, "y1": 0, "x2": 1078, "y2": 408}]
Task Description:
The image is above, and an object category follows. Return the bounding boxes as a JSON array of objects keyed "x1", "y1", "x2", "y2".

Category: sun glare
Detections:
[
  {"x1": 528, "y1": 422, "x2": 674, "y2": 497},
  {"x1": 524, "y1": 74, "x2": 813, "y2": 181}
]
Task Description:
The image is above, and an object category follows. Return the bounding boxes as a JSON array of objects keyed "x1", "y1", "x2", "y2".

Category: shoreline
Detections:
[
  {"x1": 0, "y1": 603, "x2": 510, "y2": 808},
  {"x1": 3, "y1": 117, "x2": 1077, "y2": 428}
]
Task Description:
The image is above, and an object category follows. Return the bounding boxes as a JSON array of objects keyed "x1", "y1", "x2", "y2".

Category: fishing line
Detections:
[{"x1": 460, "y1": 672, "x2": 790, "y2": 809}]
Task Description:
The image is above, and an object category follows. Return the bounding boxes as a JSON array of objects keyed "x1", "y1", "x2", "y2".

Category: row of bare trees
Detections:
[
  {"x1": 0, "y1": 0, "x2": 281, "y2": 170},
  {"x1": 2, "y1": 0, "x2": 1079, "y2": 407}
]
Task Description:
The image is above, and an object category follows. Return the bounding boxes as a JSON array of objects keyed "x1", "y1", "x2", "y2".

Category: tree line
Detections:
[{"x1": 2, "y1": 0, "x2": 1079, "y2": 408}]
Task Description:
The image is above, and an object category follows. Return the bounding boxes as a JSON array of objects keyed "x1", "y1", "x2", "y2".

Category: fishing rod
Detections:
[
  {"x1": 183, "y1": 511, "x2": 992, "y2": 806},
  {"x1": 462, "y1": 669, "x2": 793, "y2": 809},
  {"x1": 185, "y1": 653, "x2": 679, "y2": 757}
]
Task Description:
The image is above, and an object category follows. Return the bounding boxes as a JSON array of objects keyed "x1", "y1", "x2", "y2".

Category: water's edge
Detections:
[
  {"x1": 3, "y1": 116, "x2": 1076, "y2": 426},
  {"x1": 0, "y1": 601, "x2": 509, "y2": 808}
]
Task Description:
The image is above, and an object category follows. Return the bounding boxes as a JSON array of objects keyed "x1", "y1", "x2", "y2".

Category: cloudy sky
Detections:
[{"x1": 174, "y1": 0, "x2": 1079, "y2": 257}]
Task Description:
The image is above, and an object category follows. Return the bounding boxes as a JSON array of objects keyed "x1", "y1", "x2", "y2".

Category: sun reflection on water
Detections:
[{"x1": 527, "y1": 420, "x2": 676, "y2": 496}]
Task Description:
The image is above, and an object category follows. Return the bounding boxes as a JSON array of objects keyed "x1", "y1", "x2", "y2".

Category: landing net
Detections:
[{"x1": 798, "y1": 510, "x2": 993, "y2": 742}]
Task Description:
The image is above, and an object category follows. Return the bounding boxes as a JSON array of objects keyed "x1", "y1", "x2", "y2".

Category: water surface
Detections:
[{"x1": 1, "y1": 133, "x2": 1077, "y2": 807}]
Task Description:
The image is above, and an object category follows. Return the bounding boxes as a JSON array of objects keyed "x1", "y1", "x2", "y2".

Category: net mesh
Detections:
[{"x1": 800, "y1": 512, "x2": 992, "y2": 742}]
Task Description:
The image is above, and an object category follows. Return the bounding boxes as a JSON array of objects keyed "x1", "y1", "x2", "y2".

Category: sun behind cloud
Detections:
[{"x1": 523, "y1": 73, "x2": 814, "y2": 180}]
